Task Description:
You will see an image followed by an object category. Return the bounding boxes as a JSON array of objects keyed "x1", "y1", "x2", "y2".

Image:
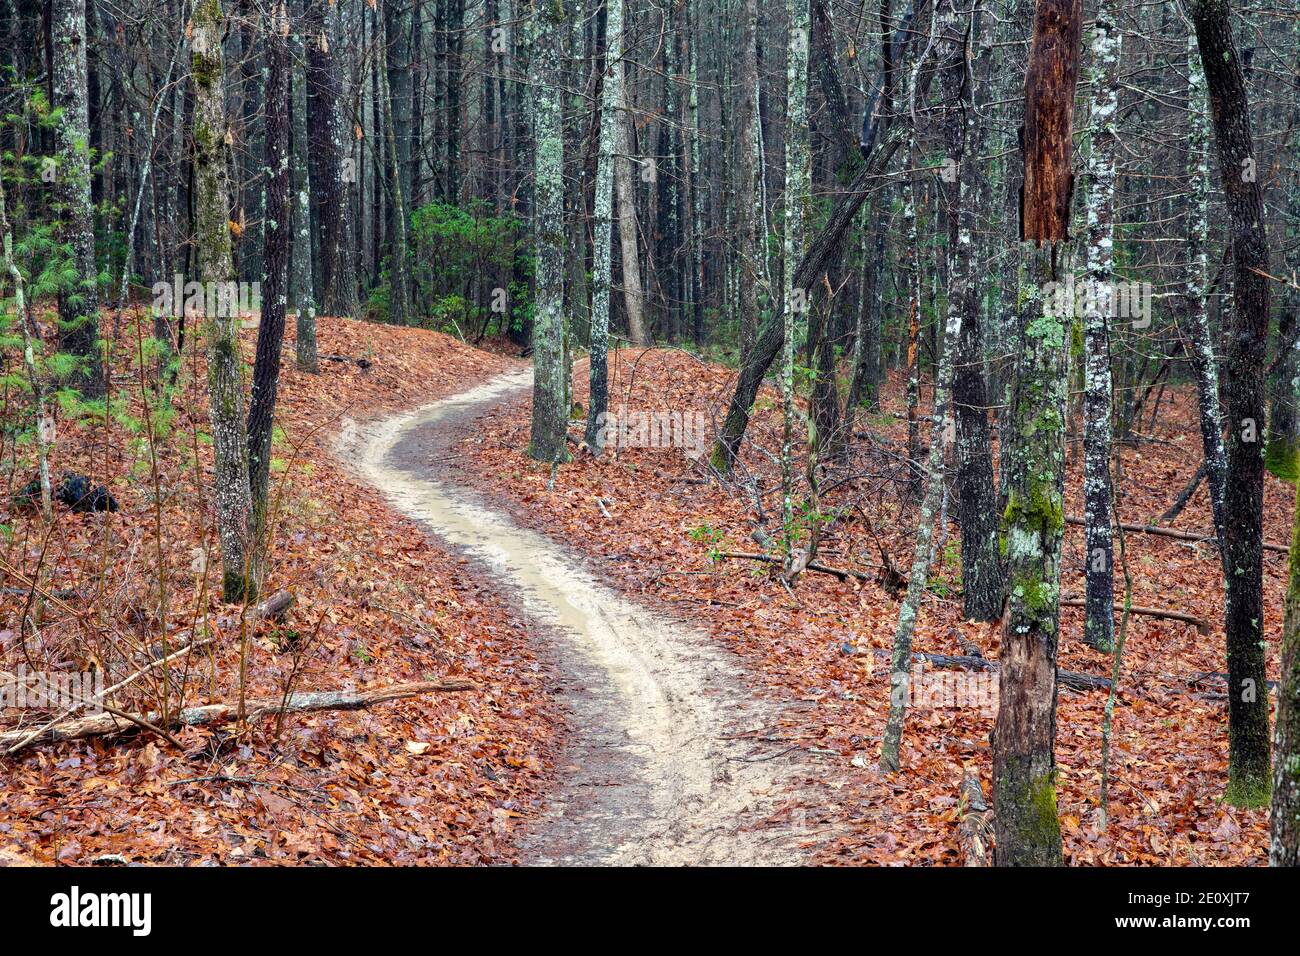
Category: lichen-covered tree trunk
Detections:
[
  {"x1": 527, "y1": 0, "x2": 568, "y2": 463},
  {"x1": 52, "y1": 0, "x2": 103, "y2": 397},
  {"x1": 246, "y1": 3, "x2": 292, "y2": 595},
  {"x1": 1184, "y1": 33, "x2": 1228, "y2": 556},
  {"x1": 943, "y1": 0, "x2": 1003, "y2": 622},
  {"x1": 780, "y1": 0, "x2": 811, "y2": 561},
  {"x1": 992, "y1": 0, "x2": 1078, "y2": 866},
  {"x1": 290, "y1": 0, "x2": 317, "y2": 373},
  {"x1": 992, "y1": 250, "x2": 1067, "y2": 866},
  {"x1": 583, "y1": 0, "x2": 623, "y2": 453},
  {"x1": 1191, "y1": 0, "x2": 1273, "y2": 807},
  {"x1": 193, "y1": 0, "x2": 254, "y2": 602},
  {"x1": 1080, "y1": 0, "x2": 1120, "y2": 652}
]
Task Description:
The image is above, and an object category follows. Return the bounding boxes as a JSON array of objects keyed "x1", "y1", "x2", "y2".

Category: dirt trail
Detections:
[{"x1": 337, "y1": 369, "x2": 809, "y2": 865}]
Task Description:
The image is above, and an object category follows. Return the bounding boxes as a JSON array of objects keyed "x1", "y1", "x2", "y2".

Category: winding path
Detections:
[{"x1": 337, "y1": 369, "x2": 808, "y2": 865}]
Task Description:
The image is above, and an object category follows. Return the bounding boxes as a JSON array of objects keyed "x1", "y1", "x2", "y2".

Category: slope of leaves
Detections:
[{"x1": 0, "y1": 315, "x2": 558, "y2": 865}]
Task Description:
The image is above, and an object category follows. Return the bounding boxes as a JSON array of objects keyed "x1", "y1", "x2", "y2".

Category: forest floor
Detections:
[
  {"x1": 1, "y1": 316, "x2": 559, "y2": 865},
  {"x1": 452, "y1": 346, "x2": 1286, "y2": 866},
  {"x1": 0, "y1": 319, "x2": 1285, "y2": 866}
]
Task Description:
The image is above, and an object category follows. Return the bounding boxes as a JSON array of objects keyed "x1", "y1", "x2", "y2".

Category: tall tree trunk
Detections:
[
  {"x1": 612, "y1": 40, "x2": 648, "y2": 347},
  {"x1": 584, "y1": 0, "x2": 623, "y2": 454},
  {"x1": 527, "y1": 0, "x2": 568, "y2": 463},
  {"x1": 308, "y1": 0, "x2": 359, "y2": 317},
  {"x1": 290, "y1": 0, "x2": 317, "y2": 372},
  {"x1": 992, "y1": 0, "x2": 1080, "y2": 866},
  {"x1": 51, "y1": 0, "x2": 103, "y2": 397},
  {"x1": 378, "y1": 0, "x2": 413, "y2": 324},
  {"x1": 781, "y1": 0, "x2": 811, "y2": 568},
  {"x1": 734, "y1": 0, "x2": 760, "y2": 362},
  {"x1": 1191, "y1": 0, "x2": 1273, "y2": 807},
  {"x1": 246, "y1": 2, "x2": 292, "y2": 596},
  {"x1": 193, "y1": 0, "x2": 254, "y2": 602},
  {"x1": 1080, "y1": 0, "x2": 1120, "y2": 651},
  {"x1": 945, "y1": 0, "x2": 1002, "y2": 622}
]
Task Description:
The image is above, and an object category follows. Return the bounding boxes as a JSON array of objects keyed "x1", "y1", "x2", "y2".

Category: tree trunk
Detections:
[
  {"x1": 193, "y1": 0, "x2": 255, "y2": 603},
  {"x1": 290, "y1": 0, "x2": 317, "y2": 373},
  {"x1": 992, "y1": 0, "x2": 1080, "y2": 866},
  {"x1": 527, "y1": 0, "x2": 568, "y2": 463},
  {"x1": 1191, "y1": 0, "x2": 1273, "y2": 807},
  {"x1": 51, "y1": 0, "x2": 103, "y2": 397},
  {"x1": 1080, "y1": 0, "x2": 1119, "y2": 651},
  {"x1": 945, "y1": 0, "x2": 1003, "y2": 622},
  {"x1": 612, "y1": 37, "x2": 648, "y2": 347},
  {"x1": 584, "y1": 0, "x2": 623, "y2": 454},
  {"x1": 308, "y1": 0, "x2": 359, "y2": 317},
  {"x1": 246, "y1": 2, "x2": 292, "y2": 595}
]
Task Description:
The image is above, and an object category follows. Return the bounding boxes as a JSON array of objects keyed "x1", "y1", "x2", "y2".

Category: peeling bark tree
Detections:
[
  {"x1": 52, "y1": 0, "x2": 103, "y2": 397},
  {"x1": 1080, "y1": 0, "x2": 1119, "y2": 652},
  {"x1": 1191, "y1": 0, "x2": 1273, "y2": 807},
  {"x1": 992, "y1": 0, "x2": 1080, "y2": 867},
  {"x1": 193, "y1": 0, "x2": 254, "y2": 603},
  {"x1": 527, "y1": 0, "x2": 568, "y2": 463},
  {"x1": 1019, "y1": 0, "x2": 1079, "y2": 244}
]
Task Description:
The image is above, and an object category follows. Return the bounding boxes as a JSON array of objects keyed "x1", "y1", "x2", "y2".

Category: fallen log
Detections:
[
  {"x1": 1063, "y1": 515, "x2": 1287, "y2": 555},
  {"x1": 253, "y1": 588, "x2": 294, "y2": 623},
  {"x1": 0, "y1": 679, "x2": 476, "y2": 755},
  {"x1": 959, "y1": 773, "x2": 991, "y2": 867},
  {"x1": 1059, "y1": 596, "x2": 1209, "y2": 635},
  {"x1": 871, "y1": 648, "x2": 1112, "y2": 693}
]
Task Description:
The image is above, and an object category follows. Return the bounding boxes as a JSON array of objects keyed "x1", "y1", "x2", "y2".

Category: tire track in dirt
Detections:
[{"x1": 337, "y1": 369, "x2": 809, "y2": 865}]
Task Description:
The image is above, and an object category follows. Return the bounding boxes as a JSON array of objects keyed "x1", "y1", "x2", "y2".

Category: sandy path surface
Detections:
[{"x1": 337, "y1": 369, "x2": 808, "y2": 865}]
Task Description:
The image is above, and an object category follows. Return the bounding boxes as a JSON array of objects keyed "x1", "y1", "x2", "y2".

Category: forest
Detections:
[{"x1": 0, "y1": 0, "x2": 1297, "y2": 886}]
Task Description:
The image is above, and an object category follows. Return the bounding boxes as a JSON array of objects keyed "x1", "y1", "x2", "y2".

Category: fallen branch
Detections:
[
  {"x1": 718, "y1": 551, "x2": 876, "y2": 583},
  {"x1": 1064, "y1": 515, "x2": 1287, "y2": 555},
  {"x1": 1059, "y1": 596, "x2": 1209, "y2": 635},
  {"x1": 0, "y1": 680, "x2": 476, "y2": 755}
]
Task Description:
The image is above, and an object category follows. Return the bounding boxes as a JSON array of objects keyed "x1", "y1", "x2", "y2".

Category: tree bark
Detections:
[
  {"x1": 1080, "y1": 0, "x2": 1120, "y2": 651},
  {"x1": 1191, "y1": 0, "x2": 1273, "y2": 807},
  {"x1": 527, "y1": 0, "x2": 569, "y2": 463},
  {"x1": 51, "y1": 0, "x2": 103, "y2": 396},
  {"x1": 193, "y1": 0, "x2": 255, "y2": 603}
]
